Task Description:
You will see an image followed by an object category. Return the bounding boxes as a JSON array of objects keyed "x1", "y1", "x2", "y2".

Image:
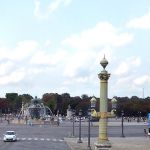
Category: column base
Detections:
[
  {"x1": 77, "y1": 139, "x2": 83, "y2": 143},
  {"x1": 95, "y1": 141, "x2": 111, "y2": 150}
]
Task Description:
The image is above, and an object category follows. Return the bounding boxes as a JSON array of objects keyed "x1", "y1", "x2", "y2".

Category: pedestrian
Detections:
[
  {"x1": 25, "y1": 116, "x2": 28, "y2": 125},
  {"x1": 57, "y1": 117, "x2": 60, "y2": 126},
  {"x1": 148, "y1": 128, "x2": 150, "y2": 137},
  {"x1": 7, "y1": 119, "x2": 10, "y2": 124}
]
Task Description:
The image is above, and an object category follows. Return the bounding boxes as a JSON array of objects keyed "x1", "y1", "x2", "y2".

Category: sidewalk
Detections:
[{"x1": 64, "y1": 137, "x2": 150, "y2": 150}]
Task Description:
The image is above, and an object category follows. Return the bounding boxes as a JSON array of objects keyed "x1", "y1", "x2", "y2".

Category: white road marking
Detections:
[
  {"x1": 34, "y1": 138, "x2": 38, "y2": 140},
  {"x1": 46, "y1": 138, "x2": 50, "y2": 141},
  {"x1": 0, "y1": 137, "x2": 64, "y2": 142},
  {"x1": 40, "y1": 138, "x2": 44, "y2": 141},
  {"x1": 28, "y1": 138, "x2": 32, "y2": 140}
]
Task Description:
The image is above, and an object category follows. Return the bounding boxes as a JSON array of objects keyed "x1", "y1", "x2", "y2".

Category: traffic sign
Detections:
[
  {"x1": 148, "y1": 113, "x2": 150, "y2": 119},
  {"x1": 148, "y1": 122, "x2": 150, "y2": 126}
]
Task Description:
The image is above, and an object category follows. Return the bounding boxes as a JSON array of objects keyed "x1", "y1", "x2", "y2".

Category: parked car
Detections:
[{"x1": 3, "y1": 131, "x2": 17, "y2": 142}]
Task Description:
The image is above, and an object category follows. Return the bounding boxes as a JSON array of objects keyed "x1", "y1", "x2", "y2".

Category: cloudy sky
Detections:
[{"x1": 0, "y1": 0, "x2": 150, "y2": 98}]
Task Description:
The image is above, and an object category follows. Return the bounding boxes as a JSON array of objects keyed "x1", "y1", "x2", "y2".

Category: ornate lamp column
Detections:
[{"x1": 95, "y1": 56, "x2": 111, "y2": 150}]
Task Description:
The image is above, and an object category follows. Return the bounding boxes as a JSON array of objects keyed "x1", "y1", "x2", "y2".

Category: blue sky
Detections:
[{"x1": 0, "y1": 0, "x2": 150, "y2": 98}]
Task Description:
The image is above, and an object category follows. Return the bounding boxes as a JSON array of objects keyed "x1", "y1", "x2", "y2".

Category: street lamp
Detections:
[
  {"x1": 77, "y1": 109, "x2": 82, "y2": 143},
  {"x1": 87, "y1": 109, "x2": 92, "y2": 150},
  {"x1": 90, "y1": 96, "x2": 96, "y2": 126},
  {"x1": 0, "y1": 109, "x2": 2, "y2": 123},
  {"x1": 111, "y1": 97, "x2": 117, "y2": 115},
  {"x1": 72, "y1": 110, "x2": 75, "y2": 137},
  {"x1": 139, "y1": 112, "x2": 141, "y2": 122},
  {"x1": 90, "y1": 96, "x2": 96, "y2": 108},
  {"x1": 121, "y1": 110, "x2": 125, "y2": 137},
  {"x1": 95, "y1": 56, "x2": 111, "y2": 150}
]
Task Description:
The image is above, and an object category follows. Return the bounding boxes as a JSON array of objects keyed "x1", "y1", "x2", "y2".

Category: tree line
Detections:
[{"x1": 0, "y1": 93, "x2": 150, "y2": 117}]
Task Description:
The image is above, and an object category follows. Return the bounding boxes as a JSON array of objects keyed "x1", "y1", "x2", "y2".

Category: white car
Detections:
[{"x1": 3, "y1": 131, "x2": 17, "y2": 142}]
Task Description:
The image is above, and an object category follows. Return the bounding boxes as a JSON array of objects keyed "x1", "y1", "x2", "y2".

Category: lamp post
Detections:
[
  {"x1": 95, "y1": 56, "x2": 111, "y2": 150},
  {"x1": 90, "y1": 96, "x2": 97, "y2": 126},
  {"x1": 77, "y1": 109, "x2": 82, "y2": 143},
  {"x1": 87, "y1": 109, "x2": 92, "y2": 150},
  {"x1": 121, "y1": 110, "x2": 125, "y2": 137},
  {"x1": 111, "y1": 97, "x2": 117, "y2": 115},
  {"x1": 90, "y1": 96, "x2": 96, "y2": 109},
  {"x1": 72, "y1": 110, "x2": 75, "y2": 137},
  {"x1": 0, "y1": 109, "x2": 2, "y2": 123},
  {"x1": 5, "y1": 108, "x2": 6, "y2": 120},
  {"x1": 139, "y1": 112, "x2": 141, "y2": 122}
]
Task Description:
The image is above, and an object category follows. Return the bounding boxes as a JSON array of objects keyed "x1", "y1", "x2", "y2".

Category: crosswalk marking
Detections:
[
  {"x1": 52, "y1": 139, "x2": 57, "y2": 142},
  {"x1": 28, "y1": 138, "x2": 32, "y2": 140},
  {"x1": 34, "y1": 138, "x2": 38, "y2": 141},
  {"x1": 0, "y1": 137, "x2": 64, "y2": 142},
  {"x1": 40, "y1": 138, "x2": 44, "y2": 141}
]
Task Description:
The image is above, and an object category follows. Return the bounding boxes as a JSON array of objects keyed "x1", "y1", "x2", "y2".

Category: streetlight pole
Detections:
[
  {"x1": 95, "y1": 56, "x2": 111, "y2": 150},
  {"x1": 87, "y1": 109, "x2": 92, "y2": 150},
  {"x1": 121, "y1": 110, "x2": 125, "y2": 137},
  {"x1": 72, "y1": 110, "x2": 75, "y2": 137},
  {"x1": 77, "y1": 109, "x2": 82, "y2": 143},
  {"x1": 90, "y1": 96, "x2": 97, "y2": 126},
  {"x1": 139, "y1": 112, "x2": 141, "y2": 122},
  {"x1": 0, "y1": 109, "x2": 2, "y2": 123}
]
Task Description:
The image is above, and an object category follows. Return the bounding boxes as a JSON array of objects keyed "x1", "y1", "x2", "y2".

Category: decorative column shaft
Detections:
[{"x1": 95, "y1": 56, "x2": 111, "y2": 150}]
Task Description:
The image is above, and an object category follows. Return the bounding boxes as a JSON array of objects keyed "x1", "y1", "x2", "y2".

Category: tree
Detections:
[
  {"x1": 61, "y1": 93, "x2": 70, "y2": 115},
  {"x1": 81, "y1": 94, "x2": 89, "y2": 100},
  {"x1": 5, "y1": 93, "x2": 18, "y2": 113},
  {"x1": 0, "y1": 98, "x2": 9, "y2": 113},
  {"x1": 21, "y1": 94, "x2": 33, "y2": 104},
  {"x1": 42, "y1": 93, "x2": 57, "y2": 114}
]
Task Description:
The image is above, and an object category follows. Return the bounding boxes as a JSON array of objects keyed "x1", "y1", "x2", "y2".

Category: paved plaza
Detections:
[
  {"x1": 65, "y1": 137, "x2": 150, "y2": 150},
  {"x1": 0, "y1": 118, "x2": 149, "y2": 150},
  {"x1": 64, "y1": 120, "x2": 150, "y2": 150}
]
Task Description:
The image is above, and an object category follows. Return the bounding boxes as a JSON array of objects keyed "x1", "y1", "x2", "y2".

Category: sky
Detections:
[{"x1": 0, "y1": 0, "x2": 150, "y2": 99}]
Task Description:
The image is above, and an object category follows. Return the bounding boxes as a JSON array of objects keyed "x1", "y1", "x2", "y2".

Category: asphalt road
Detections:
[{"x1": 0, "y1": 120, "x2": 147, "y2": 150}]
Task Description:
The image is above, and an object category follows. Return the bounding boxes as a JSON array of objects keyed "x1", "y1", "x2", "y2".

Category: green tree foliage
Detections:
[
  {"x1": 4, "y1": 93, "x2": 33, "y2": 114},
  {"x1": 5, "y1": 93, "x2": 18, "y2": 113},
  {"x1": 21, "y1": 94, "x2": 33, "y2": 104},
  {"x1": 115, "y1": 96, "x2": 150, "y2": 117},
  {"x1": 42, "y1": 93, "x2": 57, "y2": 113},
  {"x1": 81, "y1": 94, "x2": 89, "y2": 100},
  {"x1": 70, "y1": 96, "x2": 81, "y2": 110},
  {"x1": 61, "y1": 93, "x2": 70, "y2": 116},
  {"x1": 0, "y1": 98, "x2": 9, "y2": 113},
  {"x1": 1, "y1": 92, "x2": 150, "y2": 117}
]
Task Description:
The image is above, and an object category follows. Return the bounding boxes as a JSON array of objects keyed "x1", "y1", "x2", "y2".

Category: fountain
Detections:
[{"x1": 13, "y1": 96, "x2": 53, "y2": 125}]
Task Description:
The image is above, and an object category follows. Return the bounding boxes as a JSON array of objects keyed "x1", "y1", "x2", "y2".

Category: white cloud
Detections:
[
  {"x1": 0, "y1": 69, "x2": 26, "y2": 85},
  {"x1": 0, "y1": 40, "x2": 38, "y2": 62},
  {"x1": 62, "y1": 22, "x2": 134, "y2": 50},
  {"x1": 0, "y1": 46, "x2": 11, "y2": 60},
  {"x1": 127, "y1": 11, "x2": 150, "y2": 29},
  {"x1": 114, "y1": 75, "x2": 134, "y2": 88},
  {"x1": 133, "y1": 75, "x2": 150, "y2": 86},
  {"x1": 63, "y1": 50, "x2": 95, "y2": 77},
  {"x1": 61, "y1": 22, "x2": 134, "y2": 79},
  {"x1": 114, "y1": 57, "x2": 141, "y2": 76},
  {"x1": 45, "y1": 40, "x2": 51, "y2": 47},
  {"x1": 13, "y1": 41, "x2": 38, "y2": 61},
  {"x1": 34, "y1": 0, "x2": 72, "y2": 19},
  {"x1": 30, "y1": 50, "x2": 51, "y2": 65},
  {"x1": 0, "y1": 61, "x2": 14, "y2": 76},
  {"x1": 30, "y1": 49, "x2": 68, "y2": 66},
  {"x1": 48, "y1": 0, "x2": 63, "y2": 13}
]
